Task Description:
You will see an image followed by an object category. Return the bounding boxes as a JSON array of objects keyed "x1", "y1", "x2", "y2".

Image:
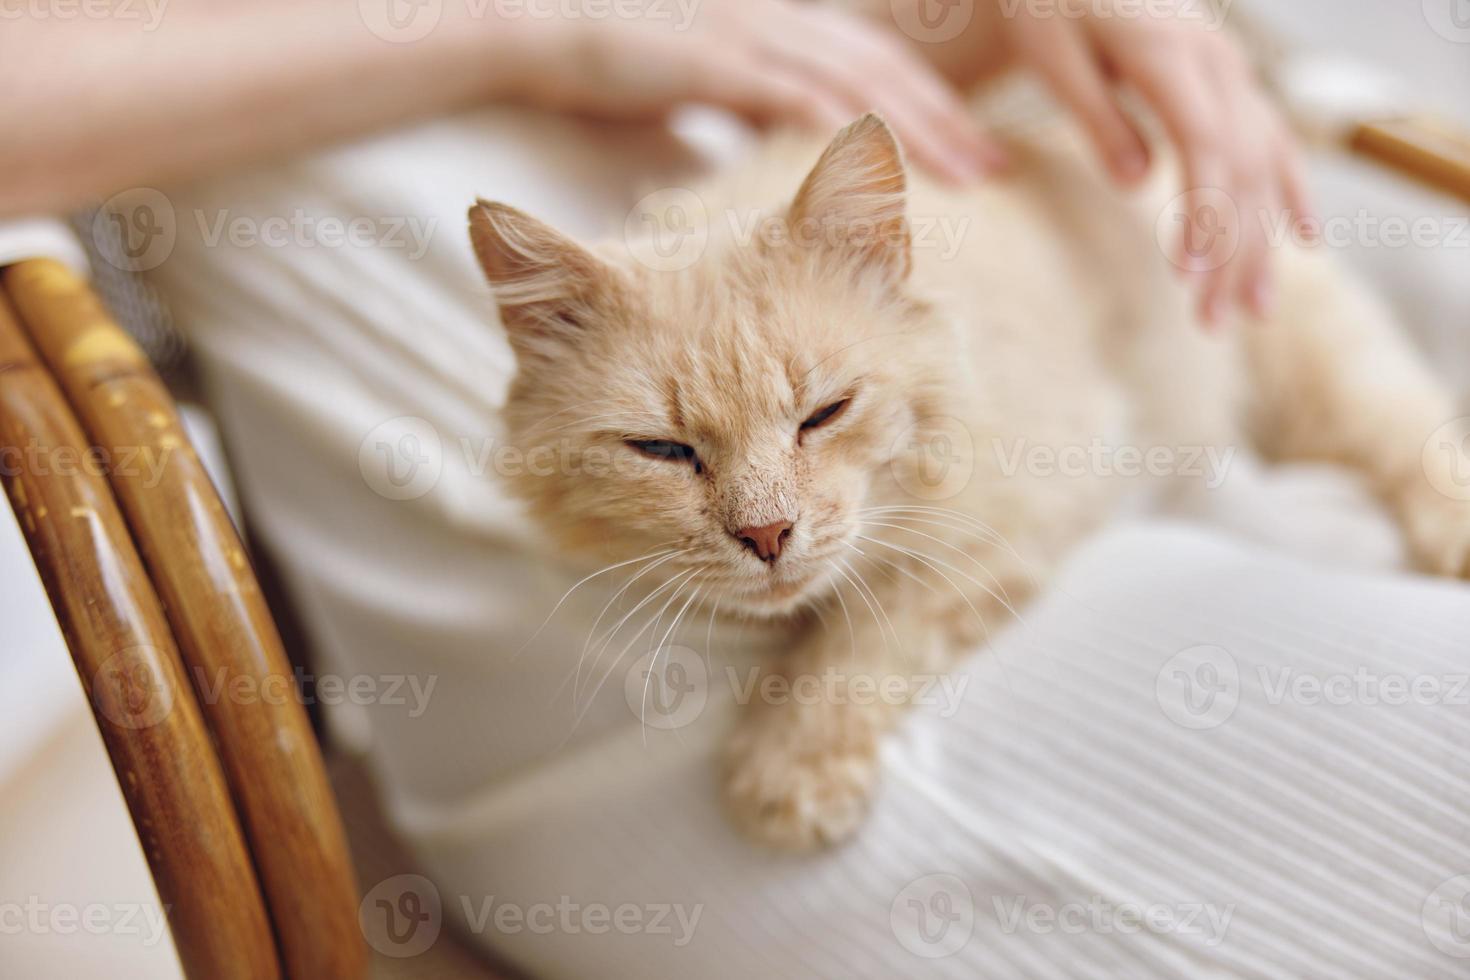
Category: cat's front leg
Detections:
[{"x1": 722, "y1": 577, "x2": 950, "y2": 851}]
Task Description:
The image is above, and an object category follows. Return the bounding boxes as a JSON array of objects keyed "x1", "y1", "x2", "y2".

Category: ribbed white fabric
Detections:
[
  {"x1": 391, "y1": 524, "x2": 1470, "y2": 979},
  {"x1": 141, "y1": 104, "x2": 1470, "y2": 978}
]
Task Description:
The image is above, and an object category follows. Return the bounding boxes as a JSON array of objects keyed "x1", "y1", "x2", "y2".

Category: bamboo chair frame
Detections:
[{"x1": 0, "y1": 259, "x2": 365, "y2": 979}]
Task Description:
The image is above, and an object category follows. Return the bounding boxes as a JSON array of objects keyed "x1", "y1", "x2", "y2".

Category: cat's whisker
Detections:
[
  {"x1": 857, "y1": 506, "x2": 1010, "y2": 551},
  {"x1": 640, "y1": 583, "x2": 705, "y2": 740},
  {"x1": 857, "y1": 506, "x2": 1038, "y2": 601},
  {"x1": 848, "y1": 557, "x2": 907, "y2": 651},
  {"x1": 702, "y1": 594, "x2": 723, "y2": 678},
  {"x1": 859, "y1": 520, "x2": 1027, "y2": 626},
  {"x1": 843, "y1": 538, "x2": 936, "y2": 594},
  {"x1": 575, "y1": 568, "x2": 703, "y2": 730},
  {"x1": 823, "y1": 558, "x2": 859, "y2": 665},
  {"x1": 860, "y1": 527, "x2": 1017, "y2": 619},
  {"x1": 807, "y1": 595, "x2": 833, "y2": 631},
  {"x1": 572, "y1": 548, "x2": 691, "y2": 702},
  {"x1": 854, "y1": 552, "x2": 903, "y2": 589},
  {"x1": 856, "y1": 534, "x2": 993, "y2": 641},
  {"x1": 858, "y1": 506, "x2": 1041, "y2": 589},
  {"x1": 858, "y1": 504, "x2": 1008, "y2": 537},
  {"x1": 586, "y1": 562, "x2": 692, "y2": 663},
  {"x1": 563, "y1": 566, "x2": 696, "y2": 712},
  {"x1": 829, "y1": 560, "x2": 885, "y2": 653},
  {"x1": 516, "y1": 545, "x2": 679, "y2": 662},
  {"x1": 833, "y1": 556, "x2": 899, "y2": 654}
]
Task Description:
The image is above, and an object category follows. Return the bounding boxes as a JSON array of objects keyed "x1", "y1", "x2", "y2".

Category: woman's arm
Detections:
[
  {"x1": 0, "y1": 2, "x2": 545, "y2": 215},
  {"x1": 0, "y1": 0, "x2": 997, "y2": 217}
]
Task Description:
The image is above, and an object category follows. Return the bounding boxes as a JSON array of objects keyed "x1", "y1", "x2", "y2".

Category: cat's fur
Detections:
[{"x1": 469, "y1": 114, "x2": 1470, "y2": 850}]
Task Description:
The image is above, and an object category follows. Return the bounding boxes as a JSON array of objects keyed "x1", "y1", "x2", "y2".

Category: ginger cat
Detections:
[{"x1": 468, "y1": 114, "x2": 1470, "y2": 850}]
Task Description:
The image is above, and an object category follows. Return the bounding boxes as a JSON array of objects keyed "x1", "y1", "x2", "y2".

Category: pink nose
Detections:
[{"x1": 734, "y1": 520, "x2": 793, "y2": 562}]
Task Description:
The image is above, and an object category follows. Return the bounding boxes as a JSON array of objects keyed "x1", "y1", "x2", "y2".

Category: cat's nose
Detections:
[{"x1": 734, "y1": 520, "x2": 793, "y2": 563}]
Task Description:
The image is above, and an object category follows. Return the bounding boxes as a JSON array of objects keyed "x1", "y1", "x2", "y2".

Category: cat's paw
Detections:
[
  {"x1": 723, "y1": 701, "x2": 880, "y2": 851},
  {"x1": 1399, "y1": 488, "x2": 1470, "y2": 579}
]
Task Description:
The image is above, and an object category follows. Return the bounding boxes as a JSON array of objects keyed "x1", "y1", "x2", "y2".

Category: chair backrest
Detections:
[{"x1": 0, "y1": 259, "x2": 366, "y2": 980}]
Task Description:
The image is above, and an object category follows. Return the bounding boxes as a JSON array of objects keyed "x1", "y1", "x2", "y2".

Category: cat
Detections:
[{"x1": 468, "y1": 113, "x2": 1470, "y2": 850}]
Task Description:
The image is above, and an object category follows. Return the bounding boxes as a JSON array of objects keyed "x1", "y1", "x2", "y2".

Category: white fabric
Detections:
[
  {"x1": 0, "y1": 217, "x2": 88, "y2": 275},
  {"x1": 143, "y1": 103, "x2": 1470, "y2": 977},
  {"x1": 412, "y1": 522, "x2": 1470, "y2": 979}
]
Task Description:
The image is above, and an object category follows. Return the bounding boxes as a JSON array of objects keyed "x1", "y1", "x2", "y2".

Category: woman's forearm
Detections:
[{"x1": 0, "y1": 2, "x2": 545, "y2": 216}]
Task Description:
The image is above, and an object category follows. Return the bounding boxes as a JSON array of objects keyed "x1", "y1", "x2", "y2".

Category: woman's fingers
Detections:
[
  {"x1": 1013, "y1": 17, "x2": 1149, "y2": 183},
  {"x1": 826, "y1": 13, "x2": 1009, "y2": 174},
  {"x1": 1119, "y1": 47, "x2": 1231, "y2": 315},
  {"x1": 1206, "y1": 49, "x2": 1293, "y2": 320},
  {"x1": 760, "y1": 10, "x2": 1000, "y2": 183},
  {"x1": 1278, "y1": 139, "x2": 1316, "y2": 243},
  {"x1": 688, "y1": 50, "x2": 852, "y2": 134},
  {"x1": 1103, "y1": 33, "x2": 1262, "y2": 324}
]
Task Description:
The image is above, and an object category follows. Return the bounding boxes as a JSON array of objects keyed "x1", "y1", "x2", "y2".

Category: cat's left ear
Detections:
[
  {"x1": 467, "y1": 199, "x2": 622, "y2": 359},
  {"x1": 788, "y1": 113, "x2": 910, "y2": 283}
]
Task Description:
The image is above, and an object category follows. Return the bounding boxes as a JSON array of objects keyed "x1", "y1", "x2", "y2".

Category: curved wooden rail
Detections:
[
  {"x1": 1350, "y1": 117, "x2": 1470, "y2": 205},
  {"x1": 3, "y1": 260, "x2": 367, "y2": 980},
  {"x1": 0, "y1": 289, "x2": 281, "y2": 980}
]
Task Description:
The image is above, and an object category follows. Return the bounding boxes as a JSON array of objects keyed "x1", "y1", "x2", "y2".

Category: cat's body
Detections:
[{"x1": 470, "y1": 115, "x2": 1470, "y2": 850}]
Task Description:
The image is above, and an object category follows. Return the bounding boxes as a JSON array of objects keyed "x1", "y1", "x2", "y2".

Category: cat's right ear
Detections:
[
  {"x1": 788, "y1": 113, "x2": 910, "y2": 284},
  {"x1": 468, "y1": 199, "x2": 618, "y2": 354}
]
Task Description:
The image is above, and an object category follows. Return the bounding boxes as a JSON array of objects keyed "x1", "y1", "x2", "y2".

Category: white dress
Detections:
[{"x1": 142, "y1": 107, "x2": 1470, "y2": 978}]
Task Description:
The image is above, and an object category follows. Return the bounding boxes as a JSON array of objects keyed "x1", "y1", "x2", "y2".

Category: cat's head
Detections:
[{"x1": 469, "y1": 115, "x2": 956, "y2": 616}]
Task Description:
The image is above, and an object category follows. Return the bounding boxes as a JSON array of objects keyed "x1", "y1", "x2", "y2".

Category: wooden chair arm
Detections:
[
  {"x1": 2, "y1": 259, "x2": 367, "y2": 980},
  {"x1": 0, "y1": 287, "x2": 280, "y2": 980},
  {"x1": 1350, "y1": 116, "x2": 1470, "y2": 205}
]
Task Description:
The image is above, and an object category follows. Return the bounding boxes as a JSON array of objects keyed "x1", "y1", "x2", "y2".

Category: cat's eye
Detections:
[
  {"x1": 801, "y1": 398, "x2": 850, "y2": 432},
  {"x1": 626, "y1": 439, "x2": 701, "y2": 472}
]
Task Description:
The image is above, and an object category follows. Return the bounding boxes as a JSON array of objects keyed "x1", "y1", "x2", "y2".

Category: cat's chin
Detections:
[{"x1": 721, "y1": 568, "x2": 834, "y2": 619}]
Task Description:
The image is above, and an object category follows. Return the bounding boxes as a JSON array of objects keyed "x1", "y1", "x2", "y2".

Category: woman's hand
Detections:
[
  {"x1": 888, "y1": 0, "x2": 1313, "y2": 326},
  {"x1": 516, "y1": 0, "x2": 1006, "y2": 184},
  {"x1": 1010, "y1": 7, "x2": 1310, "y2": 324}
]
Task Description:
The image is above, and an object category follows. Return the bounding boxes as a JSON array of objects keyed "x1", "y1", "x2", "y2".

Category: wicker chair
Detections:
[{"x1": 0, "y1": 260, "x2": 365, "y2": 980}]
